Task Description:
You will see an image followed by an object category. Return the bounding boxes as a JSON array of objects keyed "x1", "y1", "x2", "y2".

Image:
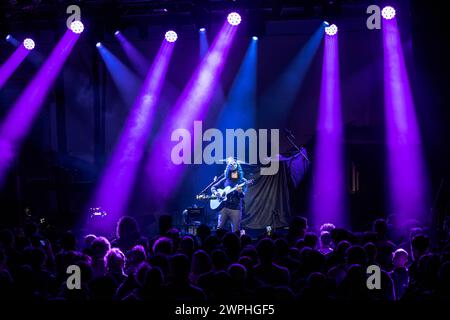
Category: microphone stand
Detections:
[
  {"x1": 197, "y1": 173, "x2": 224, "y2": 197},
  {"x1": 286, "y1": 132, "x2": 310, "y2": 162}
]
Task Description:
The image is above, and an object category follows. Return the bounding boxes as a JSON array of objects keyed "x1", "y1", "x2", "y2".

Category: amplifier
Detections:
[{"x1": 182, "y1": 207, "x2": 205, "y2": 224}]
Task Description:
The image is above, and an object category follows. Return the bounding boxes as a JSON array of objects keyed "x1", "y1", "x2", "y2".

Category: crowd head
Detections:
[{"x1": 0, "y1": 215, "x2": 448, "y2": 301}]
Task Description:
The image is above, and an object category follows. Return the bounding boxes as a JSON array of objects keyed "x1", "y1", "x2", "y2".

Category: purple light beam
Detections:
[
  {"x1": 115, "y1": 32, "x2": 150, "y2": 77},
  {"x1": 145, "y1": 21, "x2": 238, "y2": 207},
  {"x1": 0, "y1": 45, "x2": 30, "y2": 89},
  {"x1": 383, "y1": 17, "x2": 429, "y2": 226},
  {"x1": 92, "y1": 40, "x2": 175, "y2": 222},
  {"x1": 310, "y1": 33, "x2": 347, "y2": 227},
  {"x1": 0, "y1": 29, "x2": 81, "y2": 186}
]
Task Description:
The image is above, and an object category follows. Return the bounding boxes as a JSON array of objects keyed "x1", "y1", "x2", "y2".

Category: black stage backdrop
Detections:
[{"x1": 243, "y1": 152, "x2": 309, "y2": 229}]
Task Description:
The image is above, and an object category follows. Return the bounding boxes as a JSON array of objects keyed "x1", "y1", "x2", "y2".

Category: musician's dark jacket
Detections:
[{"x1": 211, "y1": 176, "x2": 247, "y2": 210}]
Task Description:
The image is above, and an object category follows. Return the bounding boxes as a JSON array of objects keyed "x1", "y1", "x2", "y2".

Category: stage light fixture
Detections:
[
  {"x1": 199, "y1": 28, "x2": 206, "y2": 32},
  {"x1": 382, "y1": 6, "x2": 396, "y2": 20},
  {"x1": 6, "y1": 34, "x2": 12, "y2": 41},
  {"x1": 325, "y1": 24, "x2": 338, "y2": 36},
  {"x1": 165, "y1": 30, "x2": 178, "y2": 43},
  {"x1": 227, "y1": 12, "x2": 241, "y2": 26},
  {"x1": 114, "y1": 31, "x2": 120, "y2": 36},
  {"x1": 96, "y1": 42, "x2": 102, "y2": 48},
  {"x1": 23, "y1": 38, "x2": 35, "y2": 50},
  {"x1": 70, "y1": 21, "x2": 84, "y2": 34},
  {"x1": 252, "y1": 36, "x2": 258, "y2": 40}
]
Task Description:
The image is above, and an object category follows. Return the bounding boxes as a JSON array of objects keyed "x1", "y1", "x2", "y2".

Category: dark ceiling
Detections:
[{"x1": 0, "y1": 0, "x2": 379, "y2": 33}]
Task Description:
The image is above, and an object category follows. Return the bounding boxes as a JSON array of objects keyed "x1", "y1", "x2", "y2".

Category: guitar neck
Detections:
[{"x1": 229, "y1": 181, "x2": 248, "y2": 193}]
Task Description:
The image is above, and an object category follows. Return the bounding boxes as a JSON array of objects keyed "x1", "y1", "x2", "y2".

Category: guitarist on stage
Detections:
[{"x1": 211, "y1": 158, "x2": 248, "y2": 233}]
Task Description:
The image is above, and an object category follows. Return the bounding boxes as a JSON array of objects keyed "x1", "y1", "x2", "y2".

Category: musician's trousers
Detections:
[{"x1": 217, "y1": 207, "x2": 241, "y2": 232}]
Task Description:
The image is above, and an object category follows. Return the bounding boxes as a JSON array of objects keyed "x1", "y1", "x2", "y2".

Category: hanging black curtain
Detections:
[{"x1": 242, "y1": 152, "x2": 309, "y2": 229}]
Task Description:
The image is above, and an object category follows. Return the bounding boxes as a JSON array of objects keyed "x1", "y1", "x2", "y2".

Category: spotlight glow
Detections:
[
  {"x1": 0, "y1": 45, "x2": 30, "y2": 89},
  {"x1": 382, "y1": 13, "x2": 428, "y2": 226},
  {"x1": 323, "y1": 21, "x2": 330, "y2": 26},
  {"x1": 23, "y1": 38, "x2": 35, "y2": 50},
  {"x1": 96, "y1": 42, "x2": 102, "y2": 48},
  {"x1": 382, "y1": 6, "x2": 396, "y2": 20},
  {"x1": 70, "y1": 20, "x2": 84, "y2": 34},
  {"x1": 227, "y1": 12, "x2": 241, "y2": 26},
  {"x1": 310, "y1": 30, "x2": 346, "y2": 226},
  {"x1": 91, "y1": 40, "x2": 175, "y2": 228},
  {"x1": 6, "y1": 35, "x2": 12, "y2": 41},
  {"x1": 165, "y1": 30, "x2": 178, "y2": 42},
  {"x1": 0, "y1": 29, "x2": 81, "y2": 186},
  {"x1": 114, "y1": 31, "x2": 120, "y2": 36},
  {"x1": 325, "y1": 24, "x2": 338, "y2": 36},
  {"x1": 116, "y1": 32, "x2": 149, "y2": 76},
  {"x1": 199, "y1": 28, "x2": 206, "y2": 32},
  {"x1": 252, "y1": 36, "x2": 258, "y2": 41},
  {"x1": 261, "y1": 25, "x2": 324, "y2": 125},
  {"x1": 145, "y1": 21, "x2": 239, "y2": 206}
]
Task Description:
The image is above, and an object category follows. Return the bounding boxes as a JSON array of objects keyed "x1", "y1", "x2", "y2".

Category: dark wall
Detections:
[{"x1": 410, "y1": 0, "x2": 450, "y2": 234}]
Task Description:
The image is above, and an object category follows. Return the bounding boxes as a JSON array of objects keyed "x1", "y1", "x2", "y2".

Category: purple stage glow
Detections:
[
  {"x1": 383, "y1": 16, "x2": 428, "y2": 226},
  {"x1": 310, "y1": 32, "x2": 346, "y2": 227},
  {"x1": 115, "y1": 32, "x2": 149, "y2": 76},
  {"x1": 0, "y1": 29, "x2": 81, "y2": 186},
  {"x1": 0, "y1": 45, "x2": 29, "y2": 89},
  {"x1": 325, "y1": 24, "x2": 338, "y2": 36},
  {"x1": 227, "y1": 12, "x2": 241, "y2": 26},
  {"x1": 165, "y1": 30, "x2": 178, "y2": 43},
  {"x1": 91, "y1": 39, "x2": 175, "y2": 225},
  {"x1": 70, "y1": 20, "x2": 84, "y2": 34},
  {"x1": 23, "y1": 38, "x2": 35, "y2": 50},
  {"x1": 382, "y1": 6, "x2": 396, "y2": 20},
  {"x1": 145, "y1": 21, "x2": 238, "y2": 207}
]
